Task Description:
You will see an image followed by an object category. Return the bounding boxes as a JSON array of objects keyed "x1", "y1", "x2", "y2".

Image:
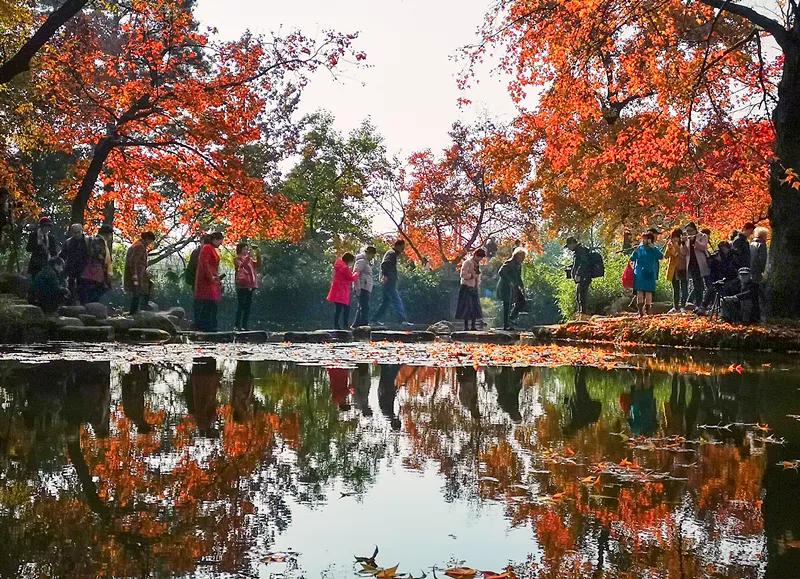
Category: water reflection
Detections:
[{"x1": 1, "y1": 357, "x2": 799, "y2": 577}]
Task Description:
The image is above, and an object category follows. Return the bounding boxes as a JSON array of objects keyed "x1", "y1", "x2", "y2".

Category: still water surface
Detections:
[{"x1": 1, "y1": 345, "x2": 800, "y2": 578}]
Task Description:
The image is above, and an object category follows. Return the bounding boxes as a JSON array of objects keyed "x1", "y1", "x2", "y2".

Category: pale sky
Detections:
[{"x1": 194, "y1": 0, "x2": 518, "y2": 157}]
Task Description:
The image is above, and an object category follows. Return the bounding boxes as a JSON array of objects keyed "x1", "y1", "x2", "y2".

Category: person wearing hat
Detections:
[
  {"x1": 721, "y1": 267, "x2": 760, "y2": 324},
  {"x1": 26, "y1": 217, "x2": 59, "y2": 278},
  {"x1": 565, "y1": 236, "x2": 591, "y2": 318}
]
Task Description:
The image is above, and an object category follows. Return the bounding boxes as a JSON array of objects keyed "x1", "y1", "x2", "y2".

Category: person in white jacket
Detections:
[
  {"x1": 455, "y1": 248, "x2": 487, "y2": 331},
  {"x1": 352, "y1": 246, "x2": 377, "y2": 327}
]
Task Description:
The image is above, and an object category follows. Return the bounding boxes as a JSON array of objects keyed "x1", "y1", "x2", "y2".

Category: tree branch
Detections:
[{"x1": 698, "y1": 0, "x2": 788, "y2": 48}]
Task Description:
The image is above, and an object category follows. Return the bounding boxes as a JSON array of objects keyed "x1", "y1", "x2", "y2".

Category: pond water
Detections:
[{"x1": 1, "y1": 343, "x2": 800, "y2": 578}]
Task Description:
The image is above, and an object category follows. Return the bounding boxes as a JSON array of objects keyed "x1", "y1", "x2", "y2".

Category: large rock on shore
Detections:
[
  {"x1": 0, "y1": 272, "x2": 30, "y2": 299},
  {"x1": 84, "y1": 302, "x2": 108, "y2": 319},
  {"x1": 59, "y1": 305, "x2": 87, "y2": 317},
  {"x1": 133, "y1": 311, "x2": 179, "y2": 335},
  {"x1": 46, "y1": 316, "x2": 84, "y2": 328},
  {"x1": 8, "y1": 304, "x2": 45, "y2": 323}
]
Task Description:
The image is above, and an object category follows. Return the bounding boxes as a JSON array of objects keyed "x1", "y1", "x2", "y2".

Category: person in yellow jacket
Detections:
[{"x1": 664, "y1": 228, "x2": 688, "y2": 313}]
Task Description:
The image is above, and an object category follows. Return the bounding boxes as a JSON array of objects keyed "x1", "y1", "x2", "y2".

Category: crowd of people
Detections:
[
  {"x1": 625, "y1": 221, "x2": 768, "y2": 323},
  {"x1": 22, "y1": 217, "x2": 771, "y2": 331}
]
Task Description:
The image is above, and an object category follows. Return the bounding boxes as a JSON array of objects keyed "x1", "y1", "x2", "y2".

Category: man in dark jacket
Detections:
[
  {"x1": 371, "y1": 239, "x2": 412, "y2": 327},
  {"x1": 732, "y1": 222, "x2": 755, "y2": 270},
  {"x1": 60, "y1": 223, "x2": 88, "y2": 304},
  {"x1": 701, "y1": 241, "x2": 739, "y2": 313},
  {"x1": 566, "y1": 236, "x2": 591, "y2": 317},
  {"x1": 721, "y1": 267, "x2": 760, "y2": 324}
]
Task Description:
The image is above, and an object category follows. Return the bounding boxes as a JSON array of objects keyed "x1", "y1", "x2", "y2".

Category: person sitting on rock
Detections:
[
  {"x1": 30, "y1": 257, "x2": 69, "y2": 314},
  {"x1": 721, "y1": 267, "x2": 760, "y2": 324}
]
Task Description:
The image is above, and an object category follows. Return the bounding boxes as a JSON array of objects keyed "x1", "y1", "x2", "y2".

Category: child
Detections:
[
  {"x1": 326, "y1": 252, "x2": 359, "y2": 329},
  {"x1": 630, "y1": 231, "x2": 663, "y2": 317}
]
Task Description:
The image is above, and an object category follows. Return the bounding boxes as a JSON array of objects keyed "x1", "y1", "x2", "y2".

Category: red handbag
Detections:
[
  {"x1": 621, "y1": 263, "x2": 635, "y2": 289},
  {"x1": 81, "y1": 261, "x2": 106, "y2": 284}
]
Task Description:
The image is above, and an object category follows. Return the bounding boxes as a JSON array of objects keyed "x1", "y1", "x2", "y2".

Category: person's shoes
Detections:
[
  {"x1": 400, "y1": 321, "x2": 414, "y2": 328},
  {"x1": 371, "y1": 320, "x2": 385, "y2": 327},
  {"x1": 667, "y1": 308, "x2": 678, "y2": 314}
]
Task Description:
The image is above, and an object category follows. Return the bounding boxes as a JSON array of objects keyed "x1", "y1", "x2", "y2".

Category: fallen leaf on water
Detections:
[
  {"x1": 445, "y1": 567, "x2": 478, "y2": 578},
  {"x1": 376, "y1": 564, "x2": 400, "y2": 578},
  {"x1": 355, "y1": 546, "x2": 379, "y2": 568}
]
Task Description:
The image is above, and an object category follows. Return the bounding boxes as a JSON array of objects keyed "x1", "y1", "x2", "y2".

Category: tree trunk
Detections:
[
  {"x1": 766, "y1": 41, "x2": 800, "y2": 319},
  {"x1": 0, "y1": 0, "x2": 89, "y2": 85},
  {"x1": 71, "y1": 137, "x2": 115, "y2": 224}
]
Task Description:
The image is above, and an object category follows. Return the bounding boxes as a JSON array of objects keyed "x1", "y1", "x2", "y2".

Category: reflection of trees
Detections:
[{"x1": 1, "y1": 358, "x2": 797, "y2": 577}]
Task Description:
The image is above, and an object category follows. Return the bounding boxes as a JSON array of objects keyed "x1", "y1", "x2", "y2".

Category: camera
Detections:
[{"x1": 564, "y1": 267, "x2": 573, "y2": 280}]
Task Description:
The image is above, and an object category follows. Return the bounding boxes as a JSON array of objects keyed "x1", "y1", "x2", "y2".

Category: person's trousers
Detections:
[
  {"x1": 235, "y1": 288, "x2": 254, "y2": 329},
  {"x1": 353, "y1": 289, "x2": 371, "y2": 327},
  {"x1": 671, "y1": 272, "x2": 688, "y2": 310},
  {"x1": 688, "y1": 268, "x2": 708, "y2": 306},
  {"x1": 372, "y1": 283, "x2": 407, "y2": 323},
  {"x1": 575, "y1": 280, "x2": 591, "y2": 314},
  {"x1": 334, "y1": 303, "x2": 351, "y2": 329},
  {"x1": 129, "y1": 292, "x2": 150, "y2": 315},
  {"x1": 502, "y1": 299, "x2": 522, "y2": 329},
  {"x1": 195, "y1": 299, "x2": 219, "y2": 332}
]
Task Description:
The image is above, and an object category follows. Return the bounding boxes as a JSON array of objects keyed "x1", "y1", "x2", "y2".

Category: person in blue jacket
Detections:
[{"x1": 630, "y1": 231, "x2": 663, "y2": 317}]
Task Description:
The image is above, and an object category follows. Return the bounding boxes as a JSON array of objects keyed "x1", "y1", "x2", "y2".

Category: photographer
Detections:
[
  {"x1": 697, "y1": 241, "x2": 738, "y2": 315},
  {"x1": 565, "y1": 236, "x2": 591, "y2": 317},
  {"x1": 721, "y1": 267, "x2": 760, "y2": 324}
]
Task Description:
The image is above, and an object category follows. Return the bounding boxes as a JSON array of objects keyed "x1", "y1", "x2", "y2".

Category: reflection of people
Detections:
[
  {"x1": 64, "y1": 361, "x2": 111, "y2": 437},
  {"x1": 121, "y1": 363, "x2": 152, "y2": 433},
  {"x1": 562, "y1": 366, "x2": 601, "y2": 436},
  {"x1": 327, "y1": 367, "x2": 352, "y2": 411},
  {"x1": 628, "y1": 372, "x2": 657, "y2": 437},
  {"x1": 232, "y1": 361, "x2": 254, "y2": 423},
  {"x1": 188, "y1": 358, "x2": 220, "y2": 437},
  {"x1": 665, "y1": 373, "x2": 700, "y2": 438},
  {"x1": 457, "y1": 367, "x2": 480, "y2": 420},
  {"x1": 378, "y1": 364, "x2": 402, "y2": 430},
  {"x1": 354, "y1": 364, "x2": 373, "y2": 417},
  {"x1": 495, "y1": 366, "x2": 525, "y2": 423}
]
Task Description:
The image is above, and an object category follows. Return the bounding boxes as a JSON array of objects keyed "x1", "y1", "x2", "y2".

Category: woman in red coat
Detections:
[
  {"x1": 326, "y1": 252, "x2": 359, "y2": 329},
  {"x1": 194, "y1": 231, "x2": 224, "y2": 331}
]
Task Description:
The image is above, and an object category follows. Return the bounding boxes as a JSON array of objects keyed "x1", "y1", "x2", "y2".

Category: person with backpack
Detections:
[
  {"x1": 194, "y1": 231, "x2": 224, "y2": 332},
  {"x1": 326, "y1": 252, "x2": 360, "y2": 330},
  {"x1": 233, "y1": 242, "x2": 260, "y2": 331},
  {"x1": 630, "y1": 231, "x2": 664, "y2": 317},
  {"x1": 565, "y1": 237, "x2": 592, "y2": 317}
]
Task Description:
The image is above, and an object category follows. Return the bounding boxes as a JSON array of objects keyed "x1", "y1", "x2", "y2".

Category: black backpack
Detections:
[
  {"x1": 588, "y1": 250, "x2": 605, "y2": 279},
  {"x1": 184, "y1": 246, "x2": 201, "y2": 287}
]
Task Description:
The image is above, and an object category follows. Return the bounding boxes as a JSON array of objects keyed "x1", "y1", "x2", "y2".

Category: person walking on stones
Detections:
[
  {"x1": 456, "y1": 248, "x2": 486, "y2": 331},
  {"x1": 26, "y1": 217, "x2": 58, "y2": 278},
  {"x1": 352, "y1": 246, "x2": 377, "y2": 328},
  {"x1": 327, "y1": 252, "x2": 359, "y2": 330},
  {"x1": 683, "y1": 222, "x2": 710, "y2": 309},
  {"x1": 732, "y1": 221, "x2": 755, "y2": 270},
  {"x1": 497, "y1": 246, "x2": 526, "y2": 330},
  {"x1": 30, "y1": 256, "x2": 69, "y2": 314},
  {"x1": 630, "y1": 231, "x2": 664, "y2": 317},
  {"x1": 372, "y1": 239, "x2": 413, "y2": 327},
  {"x1": 664, "y1": 228, "x2": 688, "y2": 313},
  {"x1": 565, "y1": 236, "x2": 591, "y2": 318},
  {"x1": 750, "y1": 226, "x2": 769, "y2": 320},
  {"x1": 80, "y1": 234, "x2": 111, "y2": 303},
  {"x1": 194, "y1": 231, "x2": 224, "y2": 332},
  {"x1": 234, "y1": 242, "x2": 260, "y2": 331},
  {"x1": 124, "y1": 231, "x2": 155, "y2": 315},
  {"x1": 61, "y1": 223, "x2": 88, "y2": 304}
]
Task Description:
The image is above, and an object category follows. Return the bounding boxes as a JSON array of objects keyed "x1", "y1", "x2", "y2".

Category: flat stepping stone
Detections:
[
  {"x1": 231, "y1": 331, "x2": 270, "y2": 343},
  {"x1": 126, "y1": 328, "x2": 172, "y2": 343},
  {"x1": 184, "y1": 331, "x2": 236, "y2": 343},
  {"x1": 283, "y1": 330, "x2": 344, "y2": 343},
  {"x1": 370, "y1": 330, "x2": 436, "y2": 343},
  {"x1": 351, "y1": 326, "x2": 372, "y2": 340},
  {"x1": 54, "y1": 325, "x2": 114, "y2": 342},
  {"x1": 452, "y1": 331, "x2": 519, "y2": 344}
]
